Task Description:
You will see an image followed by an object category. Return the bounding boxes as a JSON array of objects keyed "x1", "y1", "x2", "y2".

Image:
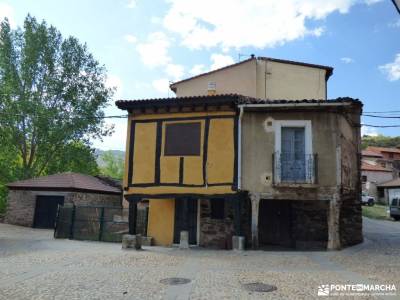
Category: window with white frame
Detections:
[{"x1": 274, "y1": 120, "x2": 314, "y2": 183}]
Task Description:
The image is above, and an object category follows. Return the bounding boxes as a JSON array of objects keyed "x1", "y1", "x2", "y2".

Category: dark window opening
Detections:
[
  {"x1": 210, "y1": 199, "x2": 225, "y2": 219},
  {"x1": 378, "y1": 188, "x2": 384, "y2": 198},
  {"x1": 362, "y1": 175, "x2": 367, "y2": 183},
  {"x1": 164, "y1": 122, "x2": 201, "y2": 156}
]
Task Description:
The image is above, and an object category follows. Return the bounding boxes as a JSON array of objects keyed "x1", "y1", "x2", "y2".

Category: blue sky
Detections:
[{"x1": 1, "y1": 0, "x2": 399, "y2": 150}]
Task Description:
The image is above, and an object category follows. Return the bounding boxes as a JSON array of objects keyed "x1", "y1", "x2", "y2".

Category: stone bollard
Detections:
[
  {"x1": 122, "y1": 234, "x2": 142, "y2": 250},
  {"x1": 232, "y1": 235, "x2": 245, "y2": 251},
  {"x1": 179, "y1": 231, "x2": 189, "y2": 249}
]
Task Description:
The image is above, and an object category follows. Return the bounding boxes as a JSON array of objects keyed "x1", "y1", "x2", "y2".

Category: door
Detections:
[
  {"x1": 33, "y1": 196, "x2": 64, "y2": 229},
  {"x1": 173, "y1": 198, "x2": 198, "y2": 245},
  {"x1": 281, "y1": 127, "x2": 306, "y2": 182},
  {"x1": 258, "y1": 200, "x2": 293, "y2": 248}
]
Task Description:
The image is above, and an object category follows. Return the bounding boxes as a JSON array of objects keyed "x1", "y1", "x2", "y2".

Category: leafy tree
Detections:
[
  {"x1": 99, "y1": 151, "x2": 124, "y2": 180},
  {"x1": 0, "y1": 15, "x2": 113, "y2": 180},
  {"x1": 362, "y1": 135, "x2": 400, "y2": 149},
  {"x1": 46, "y1": 142, "x2": 99, "y2": 175}
]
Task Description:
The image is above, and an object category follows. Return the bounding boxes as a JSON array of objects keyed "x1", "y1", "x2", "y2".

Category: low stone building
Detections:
[{"x1": 5, "y1": 172, "x2": 122, "y2": 228}]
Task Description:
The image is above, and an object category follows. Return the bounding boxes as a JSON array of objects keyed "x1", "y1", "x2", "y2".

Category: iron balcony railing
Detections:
[{"x1": 273, "y1": 152, "x2": 318, "y2": 184}]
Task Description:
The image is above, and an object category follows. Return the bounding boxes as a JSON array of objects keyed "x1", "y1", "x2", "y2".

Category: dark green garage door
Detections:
[{"x1": 33, "y1": 195, "x2": 64, "y2": 229}]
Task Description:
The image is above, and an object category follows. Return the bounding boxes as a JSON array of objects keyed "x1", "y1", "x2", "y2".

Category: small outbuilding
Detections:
[
  {"x1": 5, "y1": 172, "x2": 122, "y2": 228},
  {"x1": 378, "y1": 178, "x2": 400, "y2": 205}
]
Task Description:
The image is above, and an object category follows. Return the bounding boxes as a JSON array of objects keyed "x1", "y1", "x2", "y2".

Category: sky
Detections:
[{"x1": 1, "y1": 0, "x2": 399, "y2": 151}]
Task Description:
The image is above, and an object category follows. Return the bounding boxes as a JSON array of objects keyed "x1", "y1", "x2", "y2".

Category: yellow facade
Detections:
[
  {"x1": 124, "y1": 110, "x2": 237, "y2": 246},
  {"x1": 124, "y1": 110, "x2": 237, "y2": 196},
  {"x1": 147, "y1": 199, "x2": 175, "y2": 246}
]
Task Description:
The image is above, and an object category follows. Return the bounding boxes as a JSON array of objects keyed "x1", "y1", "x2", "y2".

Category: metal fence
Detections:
[
  {"x1": 273, "y1": 152, "x2": 318, "y2": 184},
  {"x1": 54, "y1": 205, "x2": 148, "y2": 243}
]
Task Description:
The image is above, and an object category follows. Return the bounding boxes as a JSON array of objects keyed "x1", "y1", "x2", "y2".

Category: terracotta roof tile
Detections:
[
  {"x1": 366, "y1": 146, "x2": 400, "y2": 154},
  {"x1": 361, "y1": 161, "x2": 392, "y2": 172},
  {"x1": 7, "y1": 172, "x2": 121, "y2": 194},
  {"x1": 116, "y1": 94, "x2": 361, "y2": 111},
  {"x1": 378, "y1": 178, "x2": 400, "y2": 187},
  {"x1": 362, "y1": 150, "x2": 383, "y2": 157}
]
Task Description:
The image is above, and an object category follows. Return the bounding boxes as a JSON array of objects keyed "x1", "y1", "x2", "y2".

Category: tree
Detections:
[
  {"x1": 99, "y1": 151, "x2": 124, "y2": 180},
  {"x1": 362, "y1": 135, "x2": 400, "y2": 149},
  {"x1": 0, "y1": 15, "x2": 113, "y2": 180}
]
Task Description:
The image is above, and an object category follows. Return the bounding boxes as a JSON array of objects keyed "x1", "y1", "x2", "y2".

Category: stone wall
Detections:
[
  {"x1": 292, "y1": 201, "x2": 329, "y2": 250},
  {"x1": 5, "y1": 189, "x2": 121, "y2": 227},
  {"x1": 339, "y1": 193, "x2": 363, "y2": 247},
  {"x1": 199, "y1": 197, "x2": 251, "y2": 249}
]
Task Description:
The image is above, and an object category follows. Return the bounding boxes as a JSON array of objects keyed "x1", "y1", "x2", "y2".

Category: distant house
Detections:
[
  {"x1": 364, "y1": 146, "x2": 400, "y2": 172},
  {"x1": 5, "y1": 172, "x2": 122, "y2": 228},
  {"x1": 378, "y1": 178, "x2": 400, "y2": 206},
  {"x1": 361, "y1": 161, "x2": 393, "y2": 203}
]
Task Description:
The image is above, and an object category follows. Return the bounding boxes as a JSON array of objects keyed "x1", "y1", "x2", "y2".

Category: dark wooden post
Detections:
[
  {"x1": 69, "y1": 204, "x2": 76, "y2": 240},
  {"x1": 234, "y1": 195, "x2": 241, "y2": 236},
  {"x1": 98, "y1": 207, "x2": 105, "y2": 241},
  {"x1": 129, "y1": 200, "x2": 138, "y2": 235}
]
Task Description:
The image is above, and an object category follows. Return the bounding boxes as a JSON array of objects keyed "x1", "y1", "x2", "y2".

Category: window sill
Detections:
[{"x1": 273, "y1": 182, "x2": 318, "y2": 189}]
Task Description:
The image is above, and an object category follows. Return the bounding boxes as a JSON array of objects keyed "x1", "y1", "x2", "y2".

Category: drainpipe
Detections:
[{"x1": 237, "y1": 105, "x2": 244, "y2": 190}]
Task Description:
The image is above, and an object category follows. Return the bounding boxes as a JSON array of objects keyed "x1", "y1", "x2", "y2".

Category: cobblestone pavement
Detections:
[{"x1": 0, "y1": 218, "x2": 399, "y2": 300}]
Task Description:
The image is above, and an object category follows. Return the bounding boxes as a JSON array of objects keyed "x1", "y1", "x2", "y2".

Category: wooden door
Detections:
[
  {"x1": 173, "y1": 198, "x2": 198, "y2": 245},
  {"x1": 258, "y1": 200, "x2": 293, "y2": 248},
  {"x1": 33, "y1": 196, "x2": 64, "y2": 229}
]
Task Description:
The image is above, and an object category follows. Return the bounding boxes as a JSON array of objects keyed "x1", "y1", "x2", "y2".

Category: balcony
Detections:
[{"x1": 273, "y1": 152, "x2": 318, "y2": 185}]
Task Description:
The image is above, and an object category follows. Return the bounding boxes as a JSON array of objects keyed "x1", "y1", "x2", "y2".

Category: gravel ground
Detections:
[{"x1": 0, "y1": 218, "x2": 399, "y2": 300}]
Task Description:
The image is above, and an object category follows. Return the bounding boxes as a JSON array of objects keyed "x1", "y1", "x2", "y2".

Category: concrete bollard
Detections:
[
  {"x1": 122, "y1": 234, "x2": 142, "y2": 250},
  {"x1": 232, "y1": 235, "x2": 245, "y2": 251},
  {"x1": 179, "y1": 231, "x2": 189, "y2": 249}
]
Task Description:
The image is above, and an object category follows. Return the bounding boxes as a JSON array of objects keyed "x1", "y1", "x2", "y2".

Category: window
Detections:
[
  {"x1": 362, "y1": 175, "x2": 367, "y2": 183},
  {"x1": 210, "y1": 199, "x2": 225, "y2": 219},
  {"x1": 380, "y1": 162, "x2": 386, "y2": 168},
  {"x1": 164, "y1": 122, "x2": 201, "y2": 156},
  {"x1": 378, "y1": 188, "x2": 384, "y2": 198},
  {"x1": 274, "y1": 120, "x2": 313, "y2": 184},
  {"x1": 389, "y1": 153, "x2": 394, "y2": 159},
  {"x1": 281, "y1": 127, "x2": 306, "y2": 182}
]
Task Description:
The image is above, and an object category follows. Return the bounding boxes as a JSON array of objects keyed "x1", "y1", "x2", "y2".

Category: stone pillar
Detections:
[
  {"x1": 250, "y1": 193, "x2": 260, "y2": 249},
  {"x1": 179, "y1": 231, "x2": 189, "y2": 249},
  {"x1": 327, "y1": 194, "x2": 341, "y2": 250}
]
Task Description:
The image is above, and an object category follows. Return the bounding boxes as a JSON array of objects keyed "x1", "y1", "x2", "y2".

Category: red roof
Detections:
[
  {"x1": 362, "y1": 150, "x2": 383, "y2": 158},
  {"x1": 361, "y1": 161, "x2": 392, "y2": 172},
  {"x1": 7, "y1": 172, "x2": 121, "y2": 194},
  {"x1": 366, "y1": 146, "x2": 400, "y2": 154}
]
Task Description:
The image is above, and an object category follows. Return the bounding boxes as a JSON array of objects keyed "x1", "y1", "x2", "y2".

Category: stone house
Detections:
[
  {"x1": 378, "y1": 178, "x2": 400, "y2": 206},
  {"x1": 5, "y1": 172, "x2": 122, "y2": 228},
  {"x1": 361, "y1": 161, "x2": 393, "y2": 203},
  {"x1": 117, "y1": 56, "x2": 363, "y2": 250}
]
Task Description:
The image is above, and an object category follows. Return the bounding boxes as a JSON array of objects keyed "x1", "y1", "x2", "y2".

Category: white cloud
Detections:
[
  {"x1": 210, "y1": 54, "x2": 235, "y2": 71},
  {"x1": 379, "y1": 54, "x2": 400, "y2": 81},
  {"x1": 0, "y1": 3, "x2": 15, "y2": 28},
  {"x1": 162, "y1": 0, "x2": 360, "y2": 50},
  {"x1": 106, "y1": 75, "x2": 123, "y2": 99},
  {"x1": 124, "y1": 34, "x2": 137, "y2": 44},
  {"x1": 136, "y1": 32, "x2": 171, "y2": 67},
  {"x1": 389, "y1": 20, "x2": 400, "y2": 28},
  {"x1": 127, "y1": 0, "x2": 137, "y2": 8},
  {"x1": 189, "y1": 64, "x2": 206, "y2": 76},
  {"x1": 361, "y1": 125, "x2": 379, "y2": 137},
  {"x1": 341, "y1": 57, "x2": 354, "y2": 64},
  {"x1": 165, "y1": 64, "x2": 184, "y2": 81},
  {"x1": 364, "y1": 0, "x2": 383, "y2": 5},
  {"x1": 152, "y1": 78, "x2": 171, "y2": 95}
]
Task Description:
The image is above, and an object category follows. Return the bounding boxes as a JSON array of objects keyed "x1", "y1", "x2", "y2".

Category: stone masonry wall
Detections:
[
  {"x1": 5, "y1": 189, "x2": 121, "y2": 227},
  {"x1": 199, "y1": 197, "x2": 251, "y2": 249},
  {"x1": 291, "y1": 201, "x2": 329, "y2": 250},
  {"x1": 340, "y1": 193, "x2": 363, "y2": 247}
]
